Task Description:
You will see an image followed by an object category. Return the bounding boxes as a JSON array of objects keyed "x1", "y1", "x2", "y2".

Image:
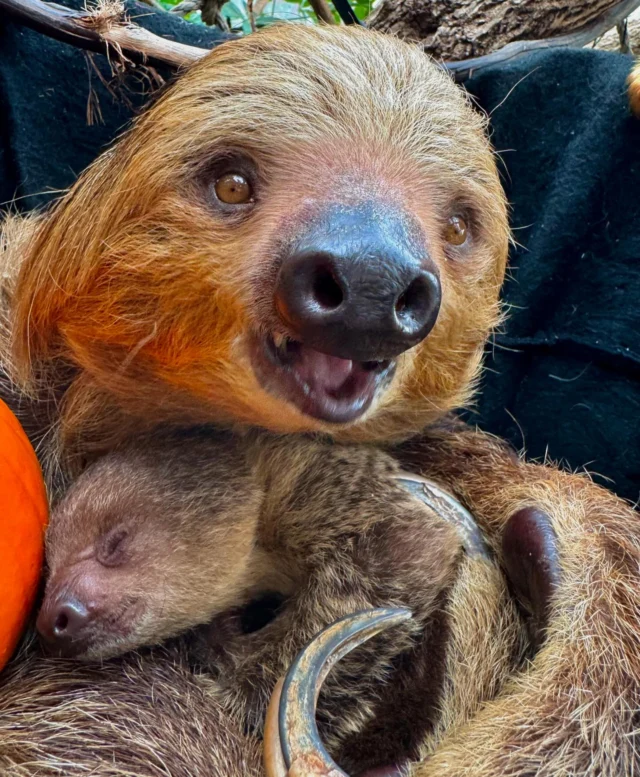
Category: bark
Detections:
[
  {"x1": 595, "y1": 8, "x2": 640, "y2": 51},
  {"x1": 367, "y1": 0, "x2": 628, "y2": 61}
]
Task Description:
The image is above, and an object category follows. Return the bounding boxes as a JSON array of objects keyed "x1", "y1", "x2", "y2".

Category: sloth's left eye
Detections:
[
  {"x1": 444, "y1": 215, "x2": 468, "y2": 246},
  {"x1": 214, "y1": 173, "x2": 253, "y2": 205}
]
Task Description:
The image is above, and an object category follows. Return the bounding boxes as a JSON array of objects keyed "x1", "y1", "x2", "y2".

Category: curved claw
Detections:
[
  {"x1": 264, "y1": 607, "x2": 412, "y2": 777},
  {"x1": 393, "y1": 472, "x2": 490, "y2": 560}
]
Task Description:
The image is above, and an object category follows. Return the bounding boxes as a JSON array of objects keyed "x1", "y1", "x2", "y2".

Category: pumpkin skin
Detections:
[{"x1": 0, "y1": 398, "x2": 48, "y2": 672}]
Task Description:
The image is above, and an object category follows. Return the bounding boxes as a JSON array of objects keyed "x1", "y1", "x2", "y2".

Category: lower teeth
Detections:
[{"x1": 271, "y1": 335, "x2": 299, "y2": 363}]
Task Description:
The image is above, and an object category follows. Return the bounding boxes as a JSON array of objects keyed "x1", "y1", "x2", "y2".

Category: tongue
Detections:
[{"x1": 295, "y1": 346, "x2": 354, "y2": 393}]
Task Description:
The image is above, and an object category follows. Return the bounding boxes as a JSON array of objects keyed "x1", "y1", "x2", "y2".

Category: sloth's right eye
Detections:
[
  {"x1": 444, "y1": 215, "x2": 468, "y2": 246},
  {"x1": 96, "y1": 528, "x2": 129, "y2": 567},
  {"x1": 214, "y1": 173, "x2": 253, "y2": 205}
]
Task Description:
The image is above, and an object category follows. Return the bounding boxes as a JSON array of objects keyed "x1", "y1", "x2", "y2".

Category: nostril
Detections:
[
  {"x1": 311, "y1": 265, "x2": 343, "y2": 310},
  {"x1": 53, "y1": 611, "x2": 69, "y2": 636},
  {"x1": 395, "y1": 290, "x2": 409, "y2": 317},
  {"x1": 394, "y1": 276, "x2": 431, "y2": 327},
  {"x1": 42, "y1": 599, "x2": 91, "y2": 643},
  {"x1": 37, "y1": 595, "x2": 93, "y2": 655}
]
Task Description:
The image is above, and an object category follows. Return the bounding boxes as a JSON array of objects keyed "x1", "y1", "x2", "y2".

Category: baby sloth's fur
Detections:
[
  {"x1": 0, "y1": 21, "x2": 639, "y2": 777},
  {"x1": 36, "y1": 429, "x2": 524, "y2": 774}
]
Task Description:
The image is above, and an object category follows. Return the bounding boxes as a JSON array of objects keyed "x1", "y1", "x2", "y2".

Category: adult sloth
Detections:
[
  {"x1": 1, "y1": 24, "x2": 508, "y2": 471},
  {"x1": 1, "y1": 22, "x2": 638, "y2": 777}
]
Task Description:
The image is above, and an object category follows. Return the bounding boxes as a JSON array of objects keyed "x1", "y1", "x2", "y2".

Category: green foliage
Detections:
[{"x1": 158, "y1": 0, "x2": 371, "y2": 35}]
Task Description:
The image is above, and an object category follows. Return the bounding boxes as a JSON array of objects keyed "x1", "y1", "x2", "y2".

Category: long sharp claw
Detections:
[
  {"x1": 393, "y1": 473, "x2": 490, "y2": 560},
  {"x1": 264, "y1": 607, "x2": 412, "y2": 777}
]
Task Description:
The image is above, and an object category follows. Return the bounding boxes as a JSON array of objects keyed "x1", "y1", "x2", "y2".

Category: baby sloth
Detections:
[
  {"x1": 36, "y1": 428, "x2": 521, "y2": 773},
  {"x1": 38, "y1": 428, "x2": 465, "y2": 661},
  {"x1": 38, "y1": 428, "x2": 265, "y2": 659}
]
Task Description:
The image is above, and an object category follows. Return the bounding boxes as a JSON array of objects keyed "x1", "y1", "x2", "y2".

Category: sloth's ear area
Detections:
[{"x1": 501, "y1": 507, "x2": 561, "y2": 649}]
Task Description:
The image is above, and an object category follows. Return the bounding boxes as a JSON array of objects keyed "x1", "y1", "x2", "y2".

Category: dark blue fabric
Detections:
[
  {"x1": 0, "y1": 7, "x2": 638, "y2": 503},
  {"x1": 464, "y1": 49, "x2": 640, "y2": 505}
]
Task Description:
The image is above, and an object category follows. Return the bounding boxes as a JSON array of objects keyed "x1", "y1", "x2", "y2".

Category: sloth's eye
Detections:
[
  {"x1": 444, "y1": 215, "x2": 468, "y2": 246},
  {"x1": 214, "y1": 173, "x2": 253, "y2": 205}
]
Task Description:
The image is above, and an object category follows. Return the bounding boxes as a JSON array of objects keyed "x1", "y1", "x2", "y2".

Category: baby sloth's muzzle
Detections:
[{"x1": 264, "y1": 608, "x2": 412, "y2": 777}]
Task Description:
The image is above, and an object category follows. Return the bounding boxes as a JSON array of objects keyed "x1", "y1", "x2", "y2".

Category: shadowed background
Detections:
[{"x1": 1, "y1": 3, "x2": 638, "y2": 503}]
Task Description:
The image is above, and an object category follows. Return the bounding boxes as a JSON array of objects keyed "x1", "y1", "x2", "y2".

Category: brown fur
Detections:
[
  {"x1": 0, "y1": 640, "x2": 263, "y2": 777},
  {"x1": 41, "y1": 429, "x2": 265, "y2": 659},
  {"x1": 37, "y1": 429, "x2": 524, "y2": 773},
  {"x1": 0, "y1": 21, "x2": 638, "y2": 777},
  {"x1": 394, "y1": 422, "x2": 640, "y2": 776},
  {"x1": 0, "y1": 24, "x2": 508, "y2": 481}
]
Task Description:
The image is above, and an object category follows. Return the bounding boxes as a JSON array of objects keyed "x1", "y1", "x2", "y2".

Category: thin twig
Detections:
[
  {"x1": 617, "y1": 19, "x2": 633, "y2": 52},
  {"x1": 442, "y1": 0, "x2": 640, "y2": 80},
  {"x1": 332, "y1": 0, "x2": 361, "y2": 25},
  {"x1": 246, "y1": 0, "x2": 256, "y2": 32},
  {"x1": 0, "y1": 0, "x2": 214, "y2": 69},
  {"x1": 307, "y1": 0, "x2": 335, "y2": 25}
]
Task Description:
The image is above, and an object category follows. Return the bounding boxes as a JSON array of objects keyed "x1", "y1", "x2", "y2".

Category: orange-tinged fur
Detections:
[
  {"x1": 628, "y1": 60, "x2": 640, "y2": 116},
  {"x1": 0, "y1": 21, "x2": 638, "y2": 777},
  {"x1": 1, "y1": 24, "x2": 508, "y2": 478}
]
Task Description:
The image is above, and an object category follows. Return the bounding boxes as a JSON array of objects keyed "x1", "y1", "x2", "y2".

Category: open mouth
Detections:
[{"x1": 251, "y1": 334, "x2": 395, "y2": 424}]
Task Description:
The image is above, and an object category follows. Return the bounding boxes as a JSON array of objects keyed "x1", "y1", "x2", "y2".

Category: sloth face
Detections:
[{"x1": 16, "y1": 25, "x2": 508, "y2": 442}]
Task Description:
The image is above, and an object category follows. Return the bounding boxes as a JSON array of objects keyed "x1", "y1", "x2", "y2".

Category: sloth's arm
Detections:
[
  {"x1": 195, "y1": 505, "x2": 461, "y2": 769},
  {"x1": 397, "y1": 423, "x2": 640, "y2": 776},
  {"x1": 0, "y1": 646, "x2": 263, "y2": 777}
]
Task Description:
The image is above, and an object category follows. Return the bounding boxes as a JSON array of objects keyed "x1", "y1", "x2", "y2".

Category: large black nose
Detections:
[
  {"x1": 36, "y1": 594, "x2": 92, "y2": 657},
  {"x1": 274, "y1": 203, "x2": 441, "y2": 362}
]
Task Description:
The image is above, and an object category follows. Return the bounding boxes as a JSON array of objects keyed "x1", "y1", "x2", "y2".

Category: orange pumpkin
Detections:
[{"x1": 0, "y1": 398, "x2": 48, "y2": 672}]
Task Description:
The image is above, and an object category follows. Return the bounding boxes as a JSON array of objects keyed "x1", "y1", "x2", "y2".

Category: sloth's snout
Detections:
[
  {"x1": 274, "y1": 203, "x2": 441, "y2": 363},
  {"x1": 37, "y1": 593, "x2": 92, "y2": 657}
]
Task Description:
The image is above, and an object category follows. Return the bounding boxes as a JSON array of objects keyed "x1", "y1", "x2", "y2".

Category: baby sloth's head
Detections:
[{"x1": 37, "y1": 430, "x2": 261, "y2": 660}]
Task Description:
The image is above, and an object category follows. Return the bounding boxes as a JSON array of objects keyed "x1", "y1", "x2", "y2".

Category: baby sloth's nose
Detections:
[
  {"x1": 275, "y1": 202, "x2": 441, "y2": 362},
  {"x1": 36, "y1": 594, "x2": 92, "y2": 657}
]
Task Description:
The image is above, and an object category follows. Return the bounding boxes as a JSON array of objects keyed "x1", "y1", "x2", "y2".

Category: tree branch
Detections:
[
  {"x1": 0, "y1": 0, "x2": 637, "y2": 79},
  {"x1": 308, "y1": 0, "x2": 336, "y2": 26},
  {"x1": 0, "y1": 0, "x2": 214, "y2": 69},
  {"x1": 442, "y1": 0, "x2": 640, "y2": 80}
]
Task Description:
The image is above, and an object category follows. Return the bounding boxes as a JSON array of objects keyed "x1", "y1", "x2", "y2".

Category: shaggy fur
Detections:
[
  {"x1": 395, "y1": 421, "x2": 640, "y2": 776},
  {"x1": 36, "y1": 428, "x2": 524, "y2": 773},
  {"x1": 0, "y1": 24, "x2": 508, "y2": 480},
  {"x1": 0, "y1": 641, "x2": 263, "y2": 777},
  {"x1": 0, "y1": 21, "x2": 639, "y2": 777}
]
